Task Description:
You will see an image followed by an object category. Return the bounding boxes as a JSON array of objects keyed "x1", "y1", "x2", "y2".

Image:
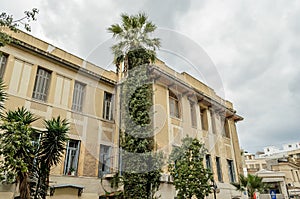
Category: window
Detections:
[
  {"x1": 103, "y1": 92, "x2": 113, "y2": 120},
  {"x1": 205, "y1": 154, "x2": 212, "y2": 171},
  {"x1": 216, "y1": 157, "x2": 223, "y2": 182},
  {"x1": 210, "y1": 110, "x2": 217, "y2": 133},
  {"x1": 32, "y1": 67, "x2": 51, "y2": 101},
  {"x1": 190, "y1": 101, "x2": 197, "y2": 127},
  {"x1": 72, "y1": 81, "x2": 85, "y2": 112},
  {"x1": 0, "y1": 54, "x2": 8, "y2": 79},
  {"x1": 169, "y1": 90, "x2": 180, "y2": 118},
  {"x1": 98, "y1": 144, "x2": 112, "y2": 177},
  {"x1": 64, "y1": 139, "x2": 80, "y2": 175},
  {"x1": 296, "y1": 171, "x2": 300, "y2": 181},
  {"x1": 227, "y1": 159, "x2": 236, "y2": 183},
  {"x1": 200, "y1": 107, "x2": 208, "y2": 131},
  {"x1": 224, "y1": 118, "x2": 230, "y2": 138}
]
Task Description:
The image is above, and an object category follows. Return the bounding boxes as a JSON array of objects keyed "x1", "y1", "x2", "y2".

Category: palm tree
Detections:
[
  {"x1": 108, "y1": 13, "x2": 163, "y2": 198},
  {"x1": 0, "y1": 107, "x2": 38, "y2": 199},
  {"x1": 231, "y1": 174, "x2": 267, "y2": 199},
  {"x1": 108, "y1": 12, "x2": 160, "y2": 72},
  {"x1": 36, "y1": 116, "x2": 69, "y2": 199}
]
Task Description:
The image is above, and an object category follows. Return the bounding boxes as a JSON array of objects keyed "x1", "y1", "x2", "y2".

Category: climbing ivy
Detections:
[
  {"x1": 120, "y1": 48, "x2": 163, "y2": 199},
  {"x1": 108, "y1": 13, "x2": 163, "y2": 198}
]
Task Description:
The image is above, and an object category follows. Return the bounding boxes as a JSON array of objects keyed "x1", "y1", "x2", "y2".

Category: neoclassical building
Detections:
[{"x1": 0, "y1": 30, "x2": 244, "y2": 199}]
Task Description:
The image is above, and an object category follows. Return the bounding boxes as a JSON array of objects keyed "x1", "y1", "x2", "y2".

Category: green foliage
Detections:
[
  {"x1": 0, "y1": 105, "x2": 69, "y2": 199},
  {"x1": 0, "y1": 107, "x2": 38, "y2": 199},
  {"x1": 34, "y1": 116, "x2": 69, "y2": 199},
  {"x1": 119, "y1": 51, "x2": 163, "y2": 199},
  {"x1": 168, "y1": 137, "x2": 213, "y2": 199},
  {"x1": 109, "y1": 13, "x2": 163, "y2": 198},
  {"x1": 39, "y1": 116, "x2": 69, "y2": 167},
  {"x1": 0, "y1": 8, "x2": 39, "y2": 47},
  {"x1": 231, "y1": 174, "x2": 267, "y2": 199},
  {"x1": 107, "y1": 12, "x2": 160, "y2": 66}
]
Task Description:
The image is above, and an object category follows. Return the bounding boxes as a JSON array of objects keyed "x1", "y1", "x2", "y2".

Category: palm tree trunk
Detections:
[{"x1": 19, "y1": 172, "x2": 30, "y2": 199}]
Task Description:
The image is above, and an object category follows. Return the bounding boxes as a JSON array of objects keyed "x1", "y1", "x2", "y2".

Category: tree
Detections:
[
  {"x1": 168, "y1": 137, "x2": 213, "y2": 199},
  {"x1": 108, "y1": 13, "x2": 163, "y2": 198},
  {"x1": 0, "y1": 8, "x2": 39, "y2": 47},
  {"x1": 0, "y1": 107, "x2": 38, "y2": 199},
  {"x1": 231, "y1": 174, "x2": 267, "y2": 199},
  {"x1": 108, "y1": 12, "x2": 160, "y2": 73},
  {"x1": 35, "y1": 116, "x2": 69, "y2": 199}
]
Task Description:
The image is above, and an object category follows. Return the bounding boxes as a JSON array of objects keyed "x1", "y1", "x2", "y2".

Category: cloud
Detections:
[
  {"x1": 2, "y1": 0, "x2": 300, "y2": 153},
  {"x1": 177, "y1": 0, "x2": 300, "y2": 152}
]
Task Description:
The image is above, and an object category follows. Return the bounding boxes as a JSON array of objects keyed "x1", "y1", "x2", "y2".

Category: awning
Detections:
[{"x1": 50, "y1": 184, "x2": 84, "y2": 196}]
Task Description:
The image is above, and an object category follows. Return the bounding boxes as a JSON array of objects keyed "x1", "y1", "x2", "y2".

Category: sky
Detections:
[{"x1": 2, "y1": 0, "x2": 300, "y2": 153}]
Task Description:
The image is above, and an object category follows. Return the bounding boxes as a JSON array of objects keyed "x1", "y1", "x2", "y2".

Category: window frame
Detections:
[
  {"x1": 227, "y1": 159, "x2": 236, "y2": 183},
  {"x1": 0, "y1": 53, "x2": 8, "y2": 79},
  {"x1": 64, "y1": 139, "x2": 80, "y2": 175},
  {"x1": 169, "y1": 90, "x2": 180, "y2": 118},
  {"x1": 200, "y1": 107, "x2": 208, "y2": 131},
  {"x1": 103, "y1": 91, "x2": 114, "y2": 120},
  {"x1": 32, "y1": 67, "x2": 52, "y2": 102},
  {"x1": 98, "y1": 144, "x2": 112, "y2": 177},
  {"x1": 189, "y1": 101, "x2": 197, "y2": 128},
  {"x1": 210, "y1": 110, "x2": 217, "y2": 134},
  {"x1": 205, "y1": 154, "x2": 212, "y2": 171},
  {"x1": 224, "y1": 118, "x2": 230, "y2": 138},
  {"x1": 72, "y1": 81, "x2": 86, "y2": 112},
  {"x1": 216, "y1": 156, "x2": 223, "y2": 182}
]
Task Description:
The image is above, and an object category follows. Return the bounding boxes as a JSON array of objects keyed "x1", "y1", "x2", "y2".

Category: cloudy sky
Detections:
[{"x1": 3, "y1": 0, "x2": 300, "y2": 153}]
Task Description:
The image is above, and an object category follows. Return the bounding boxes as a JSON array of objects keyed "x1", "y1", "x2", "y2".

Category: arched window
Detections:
[{"x1": 169, "y1": 90, "x2": 180, "y2": 118}]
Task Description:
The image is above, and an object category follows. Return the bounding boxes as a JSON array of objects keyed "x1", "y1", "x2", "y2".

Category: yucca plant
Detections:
[
  {"x1": 0, "y1": 107, "x2": 38, "y2": 199},
  {"x1": 35, "y1": 116, "x2": 69, "y2": 199}
]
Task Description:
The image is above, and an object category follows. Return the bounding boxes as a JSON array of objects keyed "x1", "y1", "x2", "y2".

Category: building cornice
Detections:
[
  {"x1": 10, "y1": 39, "x2": 116, "y2": 86},
  {"x1": 150, "y1": 65, "x2": 243, "y2": 121}
]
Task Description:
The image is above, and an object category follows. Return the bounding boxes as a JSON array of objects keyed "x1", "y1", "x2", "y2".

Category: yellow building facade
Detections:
[{"x1": 0, "y1": 30, "x2": 243, "y2": 199}]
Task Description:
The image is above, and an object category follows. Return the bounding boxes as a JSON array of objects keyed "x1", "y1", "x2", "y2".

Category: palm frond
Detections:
[
  {"x1": 144, "y1": 22, "x2": 156, "y2": 34},
  {"x1": 0, "y1": 78, "x2": 7, "y2": 114},
  {"x1": 107, "y1": 24, "x2": 123, "y2": 37},
  {"x1": 137, "y1": 12, "x2": 147, "y2": 28},
  {"x1": 108, "y1": 12, "x2": 160, "y2": 66},
  {"x1": 4, "y1": 107, "x2": 38, "y2": 124},
  {"x1": 39, "y1": 116, "x2": 69, "y2": 167}
]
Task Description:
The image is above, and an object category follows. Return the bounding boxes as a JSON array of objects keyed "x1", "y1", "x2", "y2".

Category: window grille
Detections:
[
  {"x1": 72, "y1": 81, "x2": 85, "y2": 112},
  {"x1": 32, "y1": 67, "x2": 51, "y2": 101}
]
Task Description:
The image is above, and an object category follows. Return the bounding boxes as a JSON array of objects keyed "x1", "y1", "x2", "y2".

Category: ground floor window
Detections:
[
  {"x1": 227, "y1": 159, "x2": 236, "y2": 183},
  {"x1": 64, "y1": 139, "x2": 80, "y2": 175},
  {"x1": 205, "y1": 154, "x2": 212, "y2": 171},
  {"x1": 98, "y1": 144, "x2": 112, "y2": 177},
  {"x1": 216, "y1": 157, "x2": 223, "y2": 182}
]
